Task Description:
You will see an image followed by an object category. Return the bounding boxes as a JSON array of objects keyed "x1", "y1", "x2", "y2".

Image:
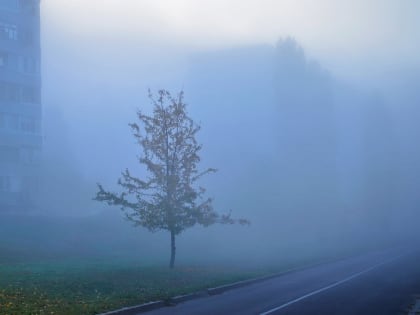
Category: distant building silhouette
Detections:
[{"x1": 0, "y1": 0, "x2": 42, "y2": 210}]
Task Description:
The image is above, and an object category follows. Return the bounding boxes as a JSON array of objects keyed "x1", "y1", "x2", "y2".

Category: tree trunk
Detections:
[{"x1": 169, "y1": 230, "x2": 176, "y2": 269}]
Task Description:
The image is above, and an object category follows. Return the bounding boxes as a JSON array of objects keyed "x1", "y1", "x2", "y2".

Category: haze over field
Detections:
[{"x1": 2, "y1": 0, "x2": 420, "y2": 266}]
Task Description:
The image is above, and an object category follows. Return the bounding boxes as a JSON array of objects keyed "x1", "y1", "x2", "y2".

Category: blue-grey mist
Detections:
[{"x1": 1, "y1": 1, "x2": 420, "y2": 269}]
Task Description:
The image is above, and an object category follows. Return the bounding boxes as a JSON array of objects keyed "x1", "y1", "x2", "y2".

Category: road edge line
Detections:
[{"x1": 96, "y1": 248, "x2": 404, "y2": 315}]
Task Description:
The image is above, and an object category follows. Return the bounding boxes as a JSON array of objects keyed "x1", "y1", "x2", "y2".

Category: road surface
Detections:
[{"x1": 142, "y1": 247, "x2": 420, "y2": 315}]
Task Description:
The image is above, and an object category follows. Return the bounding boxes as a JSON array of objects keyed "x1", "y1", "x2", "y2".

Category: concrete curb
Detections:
[
  {"x1": 97, "y1": 250, "x2": 385, "y2": 315},
  {"x1": 171, "y1": 290, "x2": 209, "y2": 304},
  {"x1": 96, "y1": 261, "x2": 334, "y2": 315},
  {"x1": 206, "y1": 272, "x2": 287, "y2": 295}
]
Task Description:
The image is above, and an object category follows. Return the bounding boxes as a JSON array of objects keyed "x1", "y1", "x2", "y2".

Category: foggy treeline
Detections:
[{"x1": 4, "y1": 34, "x2": 419, "y2": 266}]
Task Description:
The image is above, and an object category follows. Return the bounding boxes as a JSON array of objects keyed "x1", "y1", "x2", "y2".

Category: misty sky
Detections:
[
  {"x1": 38, "y1": 0, "x2": 420, "y2": 186},
  {"x1": 42, "y1": 0, "x2": 420, "y2": 79},
  {"x1": 10, "y1": 0, "x2": 419, "y2": 259}
]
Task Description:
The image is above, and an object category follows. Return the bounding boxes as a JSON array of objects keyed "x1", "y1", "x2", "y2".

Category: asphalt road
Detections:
[{"x1": 142, "y1": 247, "x2": 420, "y2": 315}]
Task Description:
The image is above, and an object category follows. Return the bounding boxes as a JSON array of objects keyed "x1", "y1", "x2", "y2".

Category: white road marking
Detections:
[{"x1": 259, "y1": 253, "x2": 408, "y2": 315}]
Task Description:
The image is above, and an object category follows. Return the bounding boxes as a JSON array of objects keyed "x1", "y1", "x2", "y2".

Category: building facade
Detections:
[{"x1": 0, "y1": 0, "x2": 42, "y2": 210}]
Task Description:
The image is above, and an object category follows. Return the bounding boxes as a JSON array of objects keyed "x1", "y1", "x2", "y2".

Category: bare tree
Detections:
[{"x1": 95, "y1": 90, "x2": 248, "y2": 268}]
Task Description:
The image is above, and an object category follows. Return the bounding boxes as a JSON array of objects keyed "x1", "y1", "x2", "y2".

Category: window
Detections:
[
  {"x1": 20, "y1": 0, "x2": 37, "y2": 16},
  {"x1": 0, "y1": 0, "x2": 18, "y2": 11},
  {"x1": 0, "y1": 23, "x2": 18, "y2": 41},
  {"x1": 22, "y1": 57, "x2": 38, "y2": 74},
  {"x1": 23, "y1": 58, "x2": 36, "y2": 73},
  {"x1": 10, "y1": 177, "x2": 20, "y2": 192},
  {"x1": 0, "y1": 82, "x2": 19, "y2": 102},
  {"x1": 0, "y1": 114, "x2": 40, "y2": 133},
  {"x1": 23, "y1": 31, "x2": 34, "y2": 46},
  {"x1": 20, "y1": 116, "x2": 40, "y2": 133},
  {"x1": 0, "y1": 113, "x2": 4, "y2": 128},
  {"x1": 7, "y1": 115, "x2": 18, "y2": 130},
  {"x1": 20, "y1": 147, "x2": 33, "y2": 163},
  {"x1": 0, "y1": 52, "x2": 21, "y2": 71},
  {"x1": 0, "y1": 82, "x2": 40, "y2": 104},
  {"x1": 0, "y1": 146, "x2": 19, "y2": 163},
  {"x1": 0, "y1": 52, "x2": 8, "y2": 67},
  {"x1": 0, "y1": 176, "x2": 11, "y2": 192},
  {"x1": 20, "y1": 147, "x2": 40, "y2": 164},
  {"x1": 21, "y1": 86, "x2": 40, "y2": 103}
]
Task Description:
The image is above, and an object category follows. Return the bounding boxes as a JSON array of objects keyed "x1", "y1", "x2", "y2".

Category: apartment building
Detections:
[{"x1": 0, "y1": 0, "x2": 42, "y2": 210}]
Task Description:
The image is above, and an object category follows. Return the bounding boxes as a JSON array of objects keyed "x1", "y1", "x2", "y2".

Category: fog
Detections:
[{"x1": 1, "y1": 0, "x2": 420, "y2": 267}]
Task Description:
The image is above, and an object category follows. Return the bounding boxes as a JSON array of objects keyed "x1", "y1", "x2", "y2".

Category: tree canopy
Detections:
[{"x1": 95, "y1": 89, "x2": 248, "y2": 267}]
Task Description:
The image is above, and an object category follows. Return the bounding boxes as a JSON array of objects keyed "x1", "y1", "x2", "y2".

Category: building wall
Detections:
[{"x1": 0, "y1": 0, "x2": 42, "y2": 210}]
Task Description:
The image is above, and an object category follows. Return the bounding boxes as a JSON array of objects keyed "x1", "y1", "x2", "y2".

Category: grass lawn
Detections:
[
  {"x1": 0, "y1": 260, "x2": 272, "y2": 315},
  {"x1": 0, "y1": 215, "x2": 389, "y2": 315}
]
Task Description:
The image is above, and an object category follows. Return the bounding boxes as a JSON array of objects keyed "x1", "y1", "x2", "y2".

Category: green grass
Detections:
[
  {"x1": 0, "y1": 241, "x2": 391, "y2": 315},
  {"x1": 0, "y1": 214, "x2": 394, "y2": 315},
  {"x1": 0, "y1": 261, "x2": 270, "y2": 315}
]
